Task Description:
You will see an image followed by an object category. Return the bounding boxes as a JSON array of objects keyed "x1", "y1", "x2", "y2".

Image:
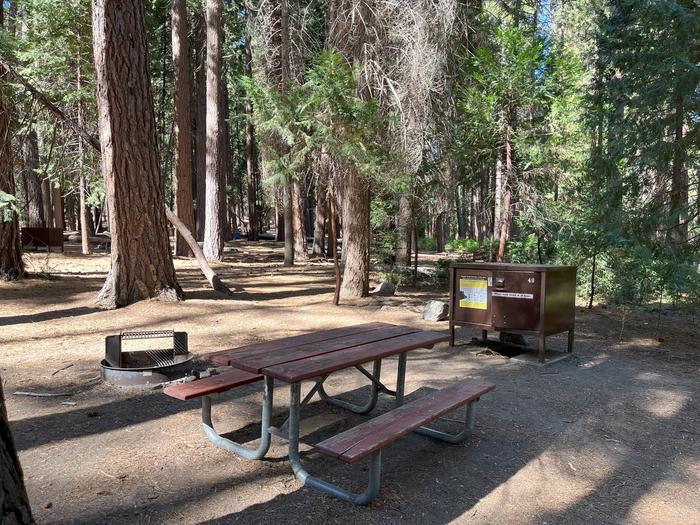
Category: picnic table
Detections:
[{"x1": 165, "y1": 322, "x2": 495, "y2": 505}]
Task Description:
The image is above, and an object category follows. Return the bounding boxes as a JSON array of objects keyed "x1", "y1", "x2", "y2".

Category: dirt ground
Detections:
[{"x1": 1, "y1": 241, "x2": 698, "y2": 525}]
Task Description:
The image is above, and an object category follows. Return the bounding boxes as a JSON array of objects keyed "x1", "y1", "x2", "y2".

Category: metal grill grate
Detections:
[{"x1": 105, "y1": 330, "x2": 188, "y2": 369}]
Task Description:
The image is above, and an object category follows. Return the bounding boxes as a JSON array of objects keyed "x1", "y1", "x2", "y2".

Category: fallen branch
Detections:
[
  {"x1": 2, "y1": 57, "x2": 231, "y2": 295},
  {"x1": 165, "y1": 208, "x2": 232, "y2": 295},
  {"x1": 14, "y1": 391, "x2": 71, "y2": 397}
]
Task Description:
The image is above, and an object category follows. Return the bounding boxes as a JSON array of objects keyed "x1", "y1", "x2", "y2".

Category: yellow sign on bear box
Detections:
[{"x1": 459, "y1": 277, "x2": 488, "y2": 310}]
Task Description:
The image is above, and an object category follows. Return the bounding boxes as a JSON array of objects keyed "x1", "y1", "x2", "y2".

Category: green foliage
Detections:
[
  {"x1": 243, "y1": 51, "x2": 388, "y2": 186},
  {"x1": 417, "y1": 236, "x2": 437, "y2": 251},
  {"x1": 445, "y1": 238, "x2": 480, "y2": 254}
]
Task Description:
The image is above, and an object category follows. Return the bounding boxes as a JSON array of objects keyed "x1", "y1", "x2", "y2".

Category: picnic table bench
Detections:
[{"x1": 164, "y1": 322, "x2": 495, "y2": 505}]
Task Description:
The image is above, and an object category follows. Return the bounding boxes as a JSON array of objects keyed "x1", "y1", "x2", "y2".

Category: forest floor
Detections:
[{"x1": 1, "y1": 241, "x2": 699, "y2": 525}]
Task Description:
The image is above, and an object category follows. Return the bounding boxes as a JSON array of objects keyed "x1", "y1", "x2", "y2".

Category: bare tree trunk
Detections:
[
  {"x1": 0, "y1": 381, "x2": 33, "y2": 524},
  {"x1": 219, "y1": 77, "x2": 232, "y2": 242},
  {"x1": 497, "y1": 117, "x2": 514, "y2": 262},
  {"x1": 202, "y1": 0, "x2": 224, "y2": 261},
  {"x1": 328, "y1": 183, "x2": 341, "y2": 305},
  {"x1": 283, "y1": 182, "x2": 294, "y2": 265},
  {"x1": 435, "y1": 213, "x2": 445, "y2": 252},
  {"x1": 77, "y1": 57, "x2": 91, "y2": 255},
  {"x1": 41, "y1": 177, "x2": 52, "y2": 228},
  {"x1": 339, "y1": 169, "x2": 370, "y2": 297},
  {"x1": 193, "y1": 11, "x2": 207, "y2": 241},
  {"x1": 23, "y1": 129, "x2": 43, "y2": 228},
  {"x1": 51, "y1": 184, "x2": 63, "y2": 229},
  {"x1": 0, "y1": 75, "x2": 24, "y2": 280},
  {"x1": 92, "y1": 0, "x2": 182, "y2": 308},
  {"x1": 312, "y1": 163, "x2": 327, "y2": 255},
  {"x1": 274, "y1": 184, "x2": 285, "y2": 242},
  {"x1": 493, "y1": 156, "x2": 502, "y2": 240},
  {"x1": 668, "y1": 93, "x2": 688, "y2": 246},
  {"x1": 396, "y1": 193, "x2": 412, "y2": 266},
  {"x1": 172, "y1": 0, "x2": 195, "y2": 257},
  {"x1": 244, "y1": 33, "x2": 258, "y2": 241},
  {"x1": 291, "y1": 179, "x2": 307, "y2": 261}
]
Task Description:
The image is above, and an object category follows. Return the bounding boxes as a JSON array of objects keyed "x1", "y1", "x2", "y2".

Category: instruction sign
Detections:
[
  {"x1": 459, "y1": 276, "x2": 488, "y2": 310},
  {"x1": 491, "y1": 291, "x2": 534, "y2": 299}
]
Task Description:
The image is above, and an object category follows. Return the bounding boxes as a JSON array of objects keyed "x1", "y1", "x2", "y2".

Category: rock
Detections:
[
  {"x1": 422, "y1": 300, "x2": 449, "y2": 321},
  {"x1": 371, "y1": 281, "x2": 396, "y2": 297}
]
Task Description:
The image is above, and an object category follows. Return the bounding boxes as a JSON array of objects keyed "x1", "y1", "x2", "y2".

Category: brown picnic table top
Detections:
[{"x1": 208, "y1": 322, "x2": 449, "y2": 383}]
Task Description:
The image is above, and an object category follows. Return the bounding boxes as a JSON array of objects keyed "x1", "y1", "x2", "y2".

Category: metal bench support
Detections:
[
  {"x1": 415, "y1": 400, "x2": 477, "y2": 443},
  {"x1": 288, "y1": 382, "x2": 382, "y2": 505},
  {"x1": 201, "y1": 376, "x2": 274, "y2": 460}
]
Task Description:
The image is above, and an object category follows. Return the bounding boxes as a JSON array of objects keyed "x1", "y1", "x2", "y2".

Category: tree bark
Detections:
[
  {"x1": 291, "y1": 179, "x2": 307, "y2": 261},
  {"x1": 77, "y1": 57, "x2": 91, "y2": 255},
  {"x1": 202, "y1": 0, "x2": 224, "y2": 261},
  {"x1": 435, "y1": 213, "x2": 445, "y2": 252},
  {"x1": 23, "y1": 129, "x2": 43, "y2": 228},
  {"x1": 396, "y1": 193, "x2": 413, "y2": 266},
  {"x1": 92, "y1": 0, "x2": 182, "y2": 308},
  {"x1": 172, "y1": 0, "x2": 195, "y2": 257},
  {"x1": 312, "y1": 165, "x2": 327, "y2": 255},
  {"x1": 193, "y1": 10, "x2": 207, "y2": 241},
  {"x1": 497, "y1": 113, "x2": 514, "y2": 263},
  {"x1": 51, "y1": 184, "x2": 63, "y2": 229},
  {"x1": 339, "y1": 169, "x2": 370, "y2": 297},
  {"x1": 219, "y1": 75, "x2": 232, "y2": 242},
  {"x1": 41, "y1": 177, "x2": 52, "y2": 229},
  {"x1": 0, "y1": 380, "x2": 33, "y2": 524},
  {"x1": 0, "y1": 77, "x2": 24, "y2": 281},
  {"x1": 668, "y1": 92, "x2": 688, "y2": 246},
  {"x1": 244, "y1": 33, "x2": 258, "y2": 241}
]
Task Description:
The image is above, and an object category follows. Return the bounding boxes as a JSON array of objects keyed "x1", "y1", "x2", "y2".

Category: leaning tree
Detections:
[{"x1": 92, "y1": 0, "x2": 182, "y2": 307}]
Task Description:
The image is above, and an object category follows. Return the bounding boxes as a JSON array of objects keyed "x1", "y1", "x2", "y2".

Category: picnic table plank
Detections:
[
  {"x1": 228, "y1": 324, "x2": 422, "y2": 374},
  {"x1": 315, "y1": 380, "x2": 496, "y2": 462},
  {"x1": 209, "y1": 322, "x2": 393, "y2": 366},
  {"x1": 262, "y1": 331, "x2": 449, "y2": 383},
  {"x1": 163, "y1": 369, "x2": 263, "y2": 401}
]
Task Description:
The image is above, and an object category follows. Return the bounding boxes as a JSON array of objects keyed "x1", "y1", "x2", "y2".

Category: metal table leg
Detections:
[
  {"x1": 287, "y1": 382, "x2": 382, "y2": 505},
  {"x1": 201, "y1": 376, "x2": 274, "y2": 460},
  {"x1": 318, "y1": 359, "x2": 382, "y2": 414}
]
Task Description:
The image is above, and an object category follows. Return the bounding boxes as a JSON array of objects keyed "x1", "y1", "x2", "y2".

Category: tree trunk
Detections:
[
  {"x1": 0, "y1": 381, "x2": 33, "y2": 524},
  {"x1": 493, "y1": 156, "x2": 502, "y2": 240},
  {"x1": 77, "y1": 58, "x2": 91, "y2": 255},
  {"x1": 0, "y1": 77, "x2": 24, "y2": 281},
  {"x1": 312, "y1": 166, "x2": 327, "y2": 255},
  {"x1": 244, "y1": 33, "x2": 258, "y2": 241},
  {"x1": 435, "y1": 213, "x2": 445, "y2": 252},
  {"x1": 219, "y1": 76, "x2": 232, "y2": 242},
  {"x1": 292, "y1": 179, "x2": 307, "y2": 261},
  {"x1": 283, "y1": 182, "x2": 294, "y2": 265},
  {"x1": 274, "y1": 184, "x2": 285, "y2": 242},
  {"x1": 668, "y1": 93, "x2": 688, "y2": 246},
  {"x1": 23, "y1": 129, "x2": 43, "y2": 228},
  {"x1": 41, "y1": 177, "x2": 52, "y2": 228},
  {"x1": 92, "y1": 0, "x2": 182, "y2": 308},
  {"x1": 193, "y1": 10, "x2": 207, "y2": 241},
  {"x1": 202, "y1": 0, "x2": 224, "y2": 261},
  {"x1": 497, "y1": 114, "x2": 514, "y2": 262},
  {"x1": 51, "y1": 184, "x2": 63, "y2": 229},
  {"x1": 172, "y1": 0, "x2": 195, "y2": 257},
  {"x1": 339, "y1": 169, "x2": 370, "y2": 297},
  {"x1": 396, "y1": 193, "x2": 412, "y2": 266}
]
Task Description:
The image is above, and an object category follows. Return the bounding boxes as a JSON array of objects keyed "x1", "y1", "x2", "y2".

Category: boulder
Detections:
[
  {"x1": 422, "y1": 300, "x2": 449, "y2": 321},
  {"x1": 371, "y1": 281, "x2": 396, "y2": 297}
]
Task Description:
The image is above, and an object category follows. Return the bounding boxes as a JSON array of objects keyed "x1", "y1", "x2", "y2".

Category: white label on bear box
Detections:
[{"x1": 491, "y1": 291, "x2": 534, "y2": 299}]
